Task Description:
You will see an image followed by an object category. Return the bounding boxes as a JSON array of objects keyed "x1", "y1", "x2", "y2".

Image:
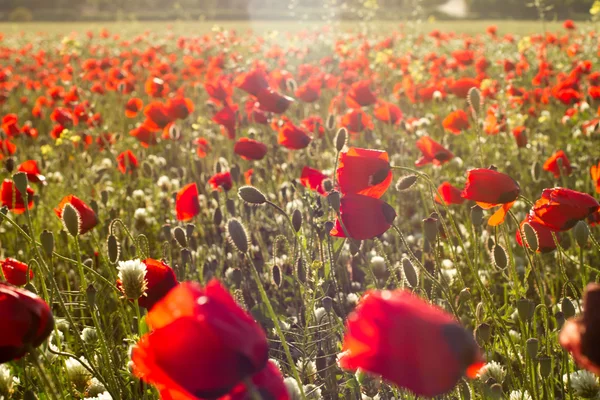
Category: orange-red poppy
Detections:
[
  {"x1": 300, "y1": 166, "x2": 329, "y2": 196},
  {"x1": 530, "y1": 188, "x2": 599, "y2": 231},
  {"x1": 337, "y1": 147, "x2": 392, "y2": 199},
  {"x1": 116, "y1": 150, "x2": 138, "y2": 174},
  {"x1": 435, "y1": 182, "x2": 465, "y2": 205},
  {"x1": 125, "y1": 97, "x2": 143, "y2": 118},
  {"x1": 415, "y1": 136, "x2": 454, "y2": 167},
  {"x1": 17, "y1": 160, "x2": 45, "y2": 184},
  {"x1": 54, "y1": 195, "x2": 99, "y2": 235},
  {"x1": 234, "y1": 138, "x2": 268, "y2": 161},
  {"x1": 1, "y1": 258, "x2": 33, "y2": 286},
  {"x1": 176, "y1": 183, "x2": 200, "y2": 221},
  {"x1": 543, "y1": 150, "x2": 572, "y2": 178},
  {"x1": 1, "y1": 179, "x2": 34, "y2": 214},
  {"x1": 278, "y1": 121, "x2": 312, "y2": 150},
  {"x1": 442, "y1": 110, "x2": 470, "y2": 134}
]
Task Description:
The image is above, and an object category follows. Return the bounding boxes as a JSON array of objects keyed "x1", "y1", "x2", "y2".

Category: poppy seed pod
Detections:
[
  {"x1": 573, "y1": 221, "x2": 589, "y2": 247},
  {"x1": 326, "y1": 113, "x2": 336, "y2": 131},
  {"x1": 402, "y1": 258, "x2": 418, "y2": 288},
  {"x1": 396, "y1": 175, "x2": 418, "y2": 191},
  {"x1": 272, "y1": 264, "x2": 282, "y2": 287},
  {"x1": 4, "y1": 157, "x2": 14, "y2": 173},
  {"x1": 538, "y1": 356, "x2": 552, "y2": 378},
  {"x1": 292, "y1": 209, "x2": 302, "y2": 232},
  {"x1": 468, "y1": 87, "x2": 482, "y2": 116},
  {"x1": 238, "y1": 186, "x2": 267, "y2": 205},
  {"x1": 328, "y1": 190, "x2": 341, "y2": 213},
  {"x1": 561, "y1": 297, "x2": 576, "y2": 319},
  {"x1": 173, "y1": 227, "x2": 187, "y2": 248},
  {"x1": 226, "y1": 218, "x2": 249, "y2": 254},
  {"x1": 526, "y1": 338, "x2": 539, "y2": 359},
  {"x1": 40, "y1": 230, "x2": 54, "y2": 257},
  {"x1": 522, "y1": 222, "x2": 539, "y2": 252},
  {"x1": 61, "y1": 203, "x2": 81, "y2": 237},
  {"x1": 517, "y1": 298, "x2": 534, "y2": 322},
  {"x1": 470, "y1": 205, "x2": 484, "y2": 226},
  {"x1": 335, "y1": 127, "x2": 348, "y2": 152},
  {"x1": 12, "y1": 172, "x2": 28, "y2": 197},
  {"x1": 423, "y1": 217, "x2": 438, "y2": 243},
  {"x1": 492, "y1": 245, "x2": 508, "y2": 269}
]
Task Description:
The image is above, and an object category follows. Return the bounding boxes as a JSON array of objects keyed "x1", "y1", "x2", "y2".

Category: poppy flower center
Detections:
[
  {"x1": 369, "y1": 166, "x2": 390, "y2": 186},
  {"x1": 434, "y1": 151, "x2": 451, "y2": 162},
  {"x1": 381, "y1": 203, "x2": 397, "y2": 224}
]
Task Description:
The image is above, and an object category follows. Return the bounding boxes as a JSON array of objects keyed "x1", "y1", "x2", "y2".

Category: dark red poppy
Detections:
[
  {"x1": 340, "y1": 109, "x2": 374, "y2": 134},
  {"x1": 117, "y1": 150, "x2": 139, "y2": 174},
  {"x1": 54, "y1": 195, "x2": 99, "y2": 235},
  {"x1": 17, "y1": 160, "x2": 45, "y2": 185},
  {"x1": 346, "y1": 80, "x2": 378, "y2": 109},
  {"x1": 176, "y1": 183, "x2": 200, "y2": 222},
  {"x1": 125, "y1": 98, "x2": 143, "y2": 118},
  {"x1": 234, "y1": 69, "x2": 270, "y2": 97},
  {"x1": 337, "y1": 148, "x2": 392, "y2": 199},
  {"x1": 512, "y1": 126, "x2": 527, "y2": 148},
  {"x1": 1, "y1": 258, "x2": 33, "y2": 286},
  {"x1": 219, "y1": 360, "x2": 288, "y2": 400},
  {"x1": 591, "y1": 160, "x2": 600, "y2": 194},
  {"x1": 131, "y1": 280, "x2": 269, "y2": 399},
  {"x1": 117, "y1": 258, "x2": 178, "y2": 310},
  {"x1": 208, "y1": 172, "x2": 233, "y2": 192},
  {"x1": 213, "y1": 105, "x2": 238, "y2": 140},
  {"x1": 195, "y1": 138, "x2": 210, "y2": 158},
  {"x1": 256, "y1": 88, "x2": 293, "y2": 114},
  {"x1": 516, "y1": 215, "x2": 560, "y2": 253},
  {"x1": 330, "y1": 193, "x2": 396, "y2": 240},
  {"x1": 442, "y1": 110, "x2": 470, "y2": 134},
  {"x1": 234, "y1": 138, "x2": 268, "y2": 161},
  {"x1": 530, "y1": 188, "x2": 600, "y2": 231},
  {"x1": 300, "y1": 166, "x2": 329, "y2": 196},
  {"x1": 0, "y1": 283, "x2": 54, "y2": 363},
  {"x1": 278, "y1": 121, "x2": 312, "y2": 150},
  {"x1": 1, "y1": 179, "x2": 34, "y2": 214},
  {"x1": 167, "y1": 96, "x2": 195, "y2": 120},
  {"x1": 415, "y1": 136, "x2": 454, "y2": 167},
  {"x1": 373, "y1": 101, "x2": 403, "y2": 125},
  {"x1": 435, "y1": 182, "x2": 465, "y2": 205},
  {"x1": 338, "y1": 289, "x2": 483, "y2": 397},
  {"x1": 543, "y1": 150, "x2": 572, "y2": 178}
]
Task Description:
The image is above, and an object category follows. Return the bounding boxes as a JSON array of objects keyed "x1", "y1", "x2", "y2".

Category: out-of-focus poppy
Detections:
[
  {"x1": 131, "y1": 280, "x2": 269, "y2": 399},
  {"x1": 144, "y1": 102, "x2": 173, "y2": 131},
  {"x1": 560, "y1": 283, "x2": 600, "y2": 376},
  {"x1": 563, "y1": 20, "x2": 576, "y2": 30},
  {"x1": 295, "y1": 78, "x2": 321, "y2": 103},
  {"x1": 415, "y1": 136, "x2": 454, "y2": 167},
  {"x1": 195, "y1": 138, "x2": 210, "y2": 158},
  {"x1": 543, "y1": 150, "x2": 572, "y2": 178},
  {"x1": 435, "y1": 182, "x2": 465, "y2": 205},
  {"x1": 2, "y1": 114, "x2": 19, "y2": 136},
  {"x1": 1, "y1": 258, "x2": 33, "y2": 286},
  {"x1": 442, "y1": 110, "x2": 470, "y2": 134},
  {"x1": 17, "y1": 160, "x2": 45, "y2": 185},
  {"x1": 278, "y1": 121, "x2": 312, "y2": 150},
  {"x1": 530, "y1": 188, "x2": 599, "y2": 231},
  {"x1": 213, "y1": 105, "x2": 238, "y2": 140},
  {"x1": 512, "y1": 126, "x2": 527, "y2": 148},
  {"x1": 167, "y1": 96, "x2": 194, "y2": 120},
  {"x1": 125, "y1": 98, "x2": 143, "y2": 118},
  {"x1": 591, "y1": 160, "x2": 600, "y2": 194},
  {"x1": 338, "y1": 289, "x2": 483, "y2": 397},
  {"x1": 373, "y1": 101, "x2": 403, "y2": 125},
  {"x1": 256, "y1": 88, "x2": 293, "y2": 114},
  {"x1": 117, "y1": 258, "x2": 178, "y2": 310},
  {"x1": 244, "y1": 169, "x2": 253, "y2": 185},
  {"x1": 300, "y1": 166, "x2": 329, "y2": 196},
  {"x1": 54, "y1": 195, "x2": 99, "y2": 235},
  {"x1": 337, "y1": 148, "x2": 392, "y2": 199},
  {"x1": 346, "y1": 80, "x2": 378, "y2": 109},
  {"x1": 1, "y1": 179, "x2": 34, "y2": 214},
  {"x1": 50, "y1": 107, "x2": 76, "y2": 127},
  {"x1": 302, "y1": 116, "x2": 325, "y2": 138},
  {"x1": 449, "y1": 78, "x2": 479, "y2": 98},
  {"x1": 117, "y1": 150, "x2": 139, "y2": 174},
  {"x1": 234, "y1": 138, "x2": 268, "y2": 161},
  {"x1": 176, "y1": 183, "x2": 200, "y2": 222},
  {"x1": 340, "y1": 109, "x2": 374, "y2": 135},
  {"x1": 208, "y1": 172, "x2": 233, "y2": 192},
  {"x1": 219, "y1": 360, "x2": 289, "y2": 400},
  {"x1": 145, "y1": 77, "x2": 169, "y2": 98},
  {"x1": 516, "y1": 215, "x2": 560, "y2": 253},
  {"x1": 205, "y1": 78, "x2": 233, "y2": 105},
  {"x1": 234, "y1": 69, "x2": 270, "y2": 97},
  {"x1": 130, "y1": 124, "x2": 158, "y2": 147},
  {"x1": 0, "y1": 283, "x2": 54, "y2": 363},
  {"x1": 330, "y1": 193, "x2": 396, "y2": 240}
]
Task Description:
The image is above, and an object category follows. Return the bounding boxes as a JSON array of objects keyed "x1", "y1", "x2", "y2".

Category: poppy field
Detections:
[{"x1": 1, "y1": 18, "x2": 600, "y2": 400}]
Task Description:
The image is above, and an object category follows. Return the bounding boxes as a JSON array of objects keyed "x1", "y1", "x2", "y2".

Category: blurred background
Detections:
[{"x1": 0, "y1": 0, "x2": 595, "y2": 22}]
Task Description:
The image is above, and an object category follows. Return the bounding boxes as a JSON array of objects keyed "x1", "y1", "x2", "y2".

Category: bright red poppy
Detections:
[
  {"x1": 442, "y1": 110, "x2": 470, "y2": 134},
  {"x1": 256, "y1": 88, "x2": 293, "y2": 114},
  {"x1": 234, "y1": 68, "x2": 270, "y2": 97},
  {"x1": 563, "y1": 19, "x2": 576, "y2": 30},
  {"x1": 340, "y1": 109, "x2": 374, "y2": 134},
  {"x1": 54, "y1": 195, "x2": 99, "y2": 235},
  {"x1": 530, "y1": 188, "x2": 600, "y2": 231},
  {"x1": 130, "y1": 124, "x2": 158, "y2": 147},
  {"x1": 131, "y1": 280, "x2": 269, "y2": 399},
  {"x1": 234, "y1": 138, "x2": 268, "y2": 161},
  {"x1": 167, "y1": 96, "x2": 195, "y2": 120},
  {"x1": 125, "y1": 97, "x2": 143, "y2": 118},
  {"x1": 591, "y1": 160, "x2": 600, "y2": 194},
  {"x1": 117, "y1": 258, "x2": 178, "y2": 310},
  {"x1": 300, "y1": 166, "x2": 329, "y2": 196},
  {"x1": 346, "y1": 80, "x2": 378, "y2": 109},
  {"x1": 17, "y1": 160, "x2": 45, "y2": 184},
  {"x1": 337, "y1": 148, "x2": 392, "y2": 199},
  {"x1": 205, "y1": 78, "x2": 233, "y2": 104},
  {"x1": 208, "y1": 172, "x2": 233, "y2": 192},
  {"x1": 278, "y1": 121, "x2": 312, "y2": 150},
  {"x1": 117, "y1": 150, "x2": 139, "y2": 174},
  {"x1": 330, "y1": 193, "x2": 396, "y2": 240},
  {"x1": 144, "y1": 102, "x2": 173, "y2": 131},
  {"x1": 0, "y1": 283, "x2": 54, "y2": 363},
  {"x1": 1, "y1": 179, "x2": 34, "y2": 214},
  {"x1": 219, "y1": 360, "x2": 288, "y2": 400},
  {"x1": 435, "y1": 182, "x2": 465, "y2": 205},
  {"x1": 338, "y1": 289, "x2": 483, "y2": 397},
  {"x1": 543, "y1": 150, "x2": 572, "y2": 178},
  {"x1": 415, "y1": 136, "x2": 454, "y2": 167},
  {"x1": 176, "y1": 183, "x2": 200, "y2": 221},
  {"x1": 1, "y1": 258, "x2": 33, "y2": 286},
  {"x1": 373, "y1": 101, "x2": 403, "y2": 125},
  {"x1": 449, "y1": 78, "x2": 479, "y2": 98},
  {"x1": 516, "y1": 215, "x2": 560, "y2": 253}
]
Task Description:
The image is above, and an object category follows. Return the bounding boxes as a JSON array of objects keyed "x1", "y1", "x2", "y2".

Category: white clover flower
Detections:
[
  {"x1": 303, "y1": 384, "x2": 321, "y2": 400},
  {"x1": 478, "y1": 361, "x2": 506, "y2": 384},
  {"x1": 85, "y1": 377, "x2": 107, "y2": 397},
  {"x1": 509, "y1": 390, "x2": 532, "y2": 400},
  {"x1": 568, "y1": 370, "x2": 600, "y2": 398},
  {"x1": 297, "y1": 358, "x2": 317, "y2": 380},
  {"x1": 346, "y1": 293, "x2": 359, "y2": 306},
  {"x1": 81, "y1": 327, "x2": 98, "y2": 344},
  {"x1": 157, "y1": 175, "x2": 171, "y2": 191},
  {"x1": 131, "y1": 190, "x2": 145, "y2": 201},
  {"x1": 370, "y1": 256, "x2": 386, "y2": 275},
  {"x1": 284, "y1": 377, "x2": 302, "y2": 400},
  {"x1": 65, "y1": 357, "x2": 92, "y2": 391},
  {"x1": 117, "y1": 259, "x2": 147, "y2": 300},
  {"x1": 0, "y1": 364, "x2": 14, "y2": 398}
]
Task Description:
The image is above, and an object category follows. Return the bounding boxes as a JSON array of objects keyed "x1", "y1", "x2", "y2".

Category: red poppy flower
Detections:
[
  {"x1": 278, "y1": 121, "x2": 312, "y2": 150},
  {"x1": 1, "y1": 258, "x2": 33, "y2": 286},
  {"x1": 530, "y1": 188, "x2": 600, "y2": 231},
  {"x1": 167, "y1": 96, "x2": 195, "y2": 120},
  {"x1": 340, "y1": 109, "x2": 374, "y2": 134},
  {"x1": 300, "y1": 166, "x2": 329, "y2": 196},
  {"x1": 543, "y1": 150, "x2": 572, "y2": 178},
  {"x1": 144, "y1": 102, "x2": 173, "y2": 131},
  {"x1": 125, "y1": 98, "x2": 143, "y2": 118},
  {"x1": 302, "y1": 116, "x2": 325, "y2": 138},
  {"x1": 0, "y1": 139, "x2": 16, "y2": 160},
  {"x1": 338, "y1": 289, "x2": 483, "y2": 397},
  {"x1": 50, "y1": 107, "x2": 76, "y2": 127},
  {"x1": 234, "y1": 138, "x2": 268, "y2": 161},
  {"x1": 0, "y1": 283, "x2": 54, "y2": 363},
  {"x1": 244, "y1": 169, "x2": 253, "y2": 185},
  {"x1": 435, "y1": 182, "x2": 465, "y2": 205},
  {"x1": 449, "y1": 78, "x2": 479, "y2": 98},
  {"x1": 560, "y1": 283, "x2": 600, "y2": 376},
  {"x1": 205, "y1": 78, "x2": 233, "y2": 104},
  {"x1": 2, "y1": 114, "x2": 20, "y2": 136},
  {"x1": 208, "y1": 172, "x2": 233, "y2": 192},
  {"x1": 512, "y1": 126, "x2": 527, "y2": 148},
  {"x1": 117, "y1": 150, "x2": 139, "y2": 174},
  {"x1": 213, "y1": 105, "x2": 238, "y2": 140},
  {"x1": 234, "y1": 68, "x2": 270, "y2": 97},
  {"x1": 452, "y1": 50, "x2": 475, "y2": 66},
  {"x1": 337, "y1": 148, "x2": 392, "y2": 199},
  {"x1": 591, "y1": 160, "x2": 600, "y2": 194},
  {"x1": 346, "y1": 80, "x2": 378, "y2": 109},
  {"x1": 256, "y1": 88, "x2": 293, "y2": 114},
  {"x1": 373, "y1": 101, "x2": 403, "y2": 125},
  {"x1": 176, "y1": 183, "x2": 200, "y2": 222},
  {"x1": 330, "y1": 193, "x2": 396, "y2": 240},
  {"x1": 415, "y1": 136, "x2": 454, "y2": 167},
  {"x1": 130, "y1": 124, "x2": 158, "y2": 147},
  {"x1": 563, "y1": 19, "x2": 576, "y2": 30},
  {"x1": 295, "y1": 78, "x2": 321, "y2": 103},
  {"x1": 219, "y1": 360, "x2": 288, "y2": 400},
  {"x1": 1, "y1": 179, "x2": 34, "y2": 214},
  {"x1": 131, "y1": 280, "x2": 269, "y2": 399},
  {"x1": 117, "y1": 258, "x2": 178, "y2": 310},
  {"x1": 516, "y1": 215, "x2": 560, "y2": 253},
  {"x1": 17, "y1": 160, "x2": 45, "y2": 185},
  {"x1": 195, "y1": 137, "x2": 210, "y2": 158},
  {"x1": 145, "y1": 77, "x2": 169, "y2": 98},
  {"x1": 54, "y1": 195, "x2": 99, "y2": 235},
  {"x1": 442, "y1": 110, "x2": 470, "y2": 134}
]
